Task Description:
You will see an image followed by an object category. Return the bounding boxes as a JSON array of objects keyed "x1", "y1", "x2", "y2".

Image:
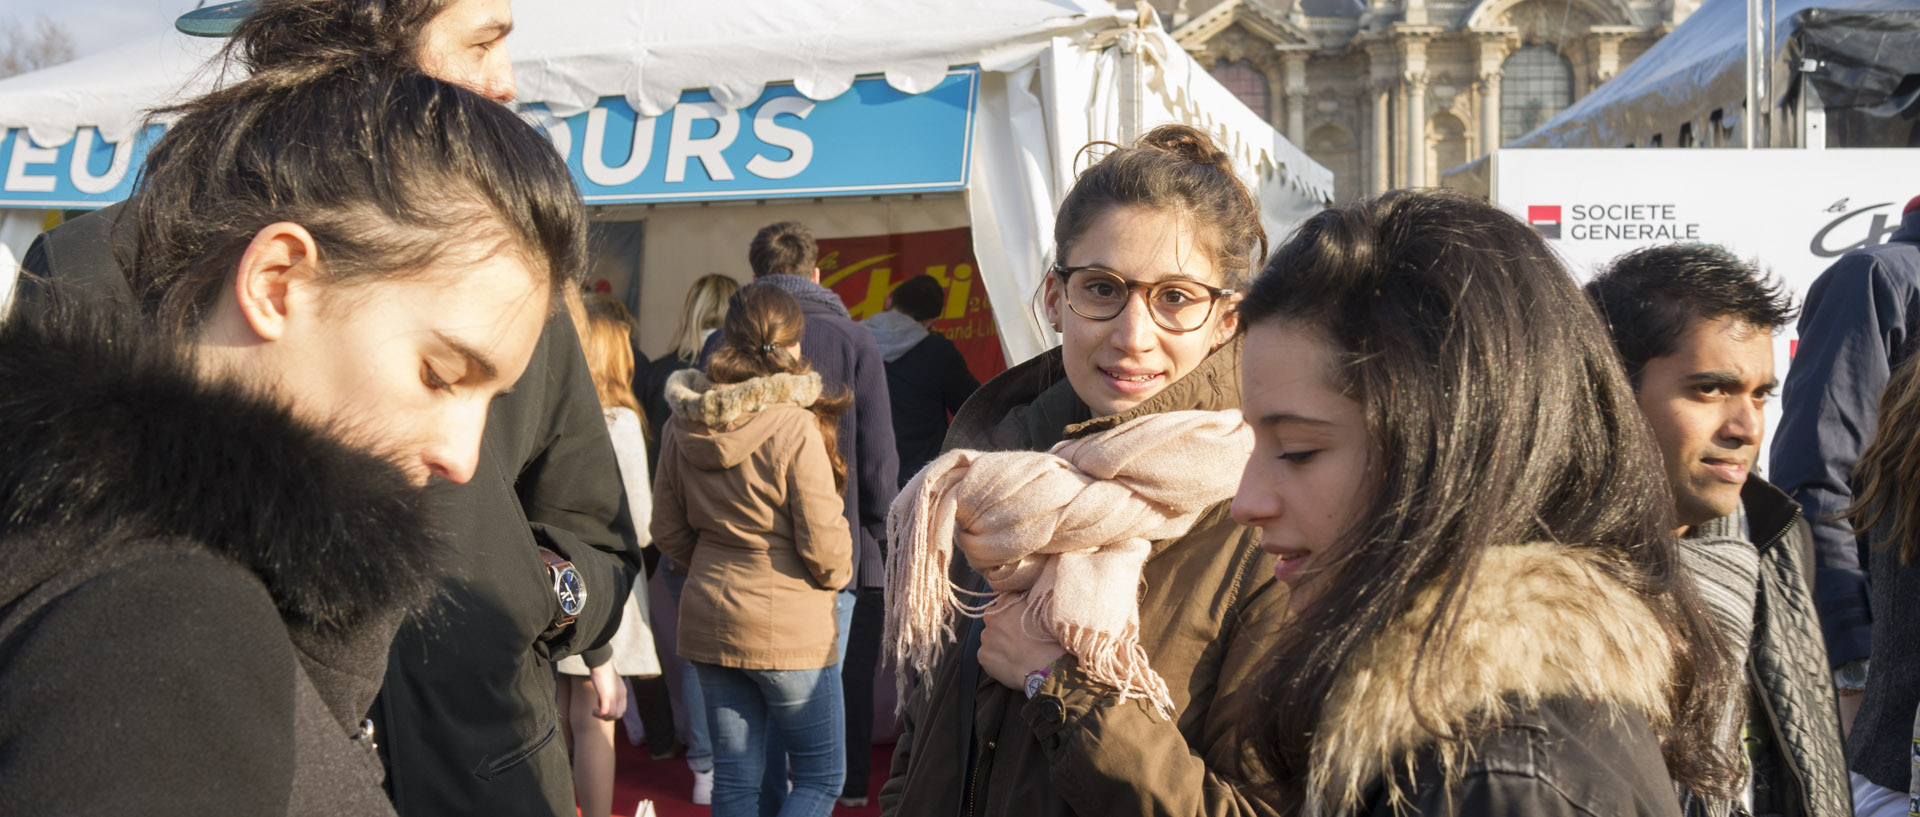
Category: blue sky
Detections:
[{"x1": 8, "y1": 0, "x2": 202, "y2": 60}]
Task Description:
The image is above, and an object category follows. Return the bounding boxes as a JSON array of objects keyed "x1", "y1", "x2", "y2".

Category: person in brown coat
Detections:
[
  {"x1": 878, "y1": 124, "x2": 1288, "y2": 817},
  {"x1": 652, "y1": 286, "x2": 854, "y2": 817}
]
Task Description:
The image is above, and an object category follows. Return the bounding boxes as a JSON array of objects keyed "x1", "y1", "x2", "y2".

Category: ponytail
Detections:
[{"x1": 709, "y1": 286, "x2": 853, "y2": 494}]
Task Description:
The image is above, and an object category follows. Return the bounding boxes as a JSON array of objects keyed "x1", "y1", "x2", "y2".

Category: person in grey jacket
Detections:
[
  {"x1": 1587, "y1": 244, "x2": 1850, "y2": 817},
  {"x1": 1771, "y1": 196, "x2": 1920, "y2": 729}
]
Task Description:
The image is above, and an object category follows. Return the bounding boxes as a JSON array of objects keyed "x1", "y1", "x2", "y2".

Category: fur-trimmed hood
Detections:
[
  {"x1": 663, "y1": 367, "x2": 824, "y2": 470},
  {"x1": 0, "y1": 305, "x2": 442, "y2": 638},
  {"x1": 1308, "y1": 543, "x2": 1679, "y2": 815}
]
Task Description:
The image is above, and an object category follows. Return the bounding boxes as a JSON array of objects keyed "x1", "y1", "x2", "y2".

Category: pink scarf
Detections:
[{"x1": 885, "y1": 409, "x2": 1253, "y2": 717}]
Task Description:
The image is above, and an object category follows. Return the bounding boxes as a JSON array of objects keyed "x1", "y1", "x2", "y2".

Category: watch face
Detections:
[{"x1": 556, "y1": 567, "x2": 586, "y2": 617}]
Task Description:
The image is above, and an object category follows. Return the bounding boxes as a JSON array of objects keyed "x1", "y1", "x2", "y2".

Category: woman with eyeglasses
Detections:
[{"x1": 878, "y1": 124, "x2": 1287, "y2": 816}]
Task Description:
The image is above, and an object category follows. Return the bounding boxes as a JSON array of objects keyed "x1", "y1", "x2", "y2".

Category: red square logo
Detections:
[{"x1": 1528, "y1": 205, "x2": 1562, "y2": 239}]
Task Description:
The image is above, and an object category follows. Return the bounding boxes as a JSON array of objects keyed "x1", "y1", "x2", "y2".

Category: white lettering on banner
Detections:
[
  {"x1": 665, "y1": 101, "x2": 738, "y2": 183},
  {"x1": 70, "y1": 129, "x2": 135, "y2": 195},
  {"x1": 744, "y1": 97, "x2": 815, "y2": 180},
  {"x1": 4, "y1": 133, "x2": 59, "y2": 193},
  {"x1": 583, "y1": 107, "x2": 657, "y2": 187}
]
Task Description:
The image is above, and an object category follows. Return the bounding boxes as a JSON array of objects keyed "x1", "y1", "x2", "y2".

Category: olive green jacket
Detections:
[{"x1": 879, "y1": 338, "x2": 1286, "y2": 817}]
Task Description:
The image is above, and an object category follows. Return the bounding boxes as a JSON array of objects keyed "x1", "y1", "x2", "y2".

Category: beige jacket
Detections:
[{"x1": 651, "y1": 369, "x2": 853, "y2": 670}]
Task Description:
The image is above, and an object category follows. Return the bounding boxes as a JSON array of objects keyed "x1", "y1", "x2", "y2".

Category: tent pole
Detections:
[{"x1": 1744, "y1": 0, "x2": 1759, "y2": 148}]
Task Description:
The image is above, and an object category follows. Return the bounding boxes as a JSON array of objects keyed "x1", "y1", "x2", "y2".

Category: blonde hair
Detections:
[
  {"x1": 569, "y1": 290, "x2": 644, "y2": 420},
  {"x1": 668, "y1": 274, "x2": 742, "y2": 364}
]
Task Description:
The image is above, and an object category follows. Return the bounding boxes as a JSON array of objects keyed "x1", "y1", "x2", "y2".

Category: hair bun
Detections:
[{"x1": 1138, "y1": 124, "x2": 1234, "y2": 178}]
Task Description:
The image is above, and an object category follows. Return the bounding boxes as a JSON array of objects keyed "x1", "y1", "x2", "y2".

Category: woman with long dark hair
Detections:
[
  {"x1": 0, "y1": 56, "x2": 582, "y2": 815},
  {"x1": 652, "y1": 285, "x2": 855, "y2": 817},
  {"x1": 1842, "y1": 353, "x2": 1920, "y2": 816},
  {"x1": 1230, "y1": 189, "x2": 1742, "y2": 815}
]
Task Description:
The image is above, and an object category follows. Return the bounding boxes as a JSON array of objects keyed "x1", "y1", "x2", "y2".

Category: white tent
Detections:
[
  {"x1": 1507, "y1": 0, "x2": 1917, "y2": 150},
  {"x1": 0, "y1": 0, "x2": 1331, "y2": 364}
]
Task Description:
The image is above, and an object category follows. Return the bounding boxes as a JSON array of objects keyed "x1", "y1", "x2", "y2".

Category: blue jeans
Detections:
[
  {"x1": 694, "y1": 662, "x2": 846, "y2": 817},
  {"x1": 756, "y1": 589, "x2": 856, "y2": 815},
  {"x1": 661, "y1": 565, "x2": 713, "y2": 773}
]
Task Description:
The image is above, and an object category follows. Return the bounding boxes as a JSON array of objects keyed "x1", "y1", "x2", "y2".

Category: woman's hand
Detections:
[
  {"x1": 587, "y1": 662, "x2": 628, "y2": 720},
  {"x1": 977, "y1": 594, "x2": 1069, "y2": 690}
]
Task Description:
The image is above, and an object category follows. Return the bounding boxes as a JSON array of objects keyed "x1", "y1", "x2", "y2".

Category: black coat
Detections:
[
  {"x1": 700, "y1": 274, "x2": 898, "y2": 589},
  {"x1": 16, "y1": 206, "x2": 643, "y2": 816},
  {"x1": 1738, "y1": 478, "x2": 1851, "y2": 817},
  {"x1": 0, "y1": 306, "x2": 433, "y2": 816},
  {"x1": 1375, "y1": 697, "x2": 1678, "y2": 816},
  {"x1": 1770, "y1": 207, "x2": 1920, "y2": 669},
  {"x1": 883, "y1": 331, "x2": 978, "y2": 486}
]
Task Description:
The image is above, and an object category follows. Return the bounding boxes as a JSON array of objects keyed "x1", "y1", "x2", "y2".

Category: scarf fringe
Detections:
[
  {"x1": 884, "y1": 410, "x2": 1251, "y2": 717},
  {"x1": 884, "y1": 448, "x2": 973, "y2": 712}
]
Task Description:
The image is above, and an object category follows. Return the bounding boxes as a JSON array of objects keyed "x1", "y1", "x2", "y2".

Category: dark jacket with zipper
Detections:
[
  {"x1": 1735, "y1": 477, "x2": 1851, "y2": 817},
  {"x1": 15, "y1": 204, "x2": 643, "y2": 817},
  {"x1": 879, "y1": 338, "x2": 1288, "y2": 817},
  {"x1": 0, "y1": 306, "x2": 433, "y2": 817}
]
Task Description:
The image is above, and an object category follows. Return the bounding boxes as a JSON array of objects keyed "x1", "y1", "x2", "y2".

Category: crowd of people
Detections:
[{"x1": 3, "y1": 1, "x2": 1919, "y2": 817}]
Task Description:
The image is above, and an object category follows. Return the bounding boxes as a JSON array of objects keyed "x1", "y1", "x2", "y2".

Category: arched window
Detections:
[
  {"x1": 1307, "y1": 123, "x2": 1359, "y2": 203},
  {"x1": 1211, "y1": 59, "x2": 1271, "y2": 121},
  {"x1": 1500, "y1": 45, "x2": 1573, "y2": 143}
]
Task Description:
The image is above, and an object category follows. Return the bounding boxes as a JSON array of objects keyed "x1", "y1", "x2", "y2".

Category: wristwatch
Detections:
[
  {"x1": 540, "y1": 549, "x2": 586, "y2": 628},
  {"x1": 1835, "y1": 658, "x2": 1870, "y2": 696}
]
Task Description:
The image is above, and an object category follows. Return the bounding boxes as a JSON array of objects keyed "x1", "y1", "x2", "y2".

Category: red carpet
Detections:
[{"x1": 607, "y1": 723, "x2": 891, "y2": 817}]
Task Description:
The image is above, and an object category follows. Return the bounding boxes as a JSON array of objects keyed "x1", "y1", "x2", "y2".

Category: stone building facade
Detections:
[{"x1": 1170, "y1": 0, "x2": 1697, "y2": 202}]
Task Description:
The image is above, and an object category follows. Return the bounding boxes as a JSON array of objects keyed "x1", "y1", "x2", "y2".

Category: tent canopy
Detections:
[
  {"x1": 0, "y1": 0, "x2": 1331, "y2": 361},
  {"x1": 1510, "y1": 0, "x2": 1919, "y2": 149}
]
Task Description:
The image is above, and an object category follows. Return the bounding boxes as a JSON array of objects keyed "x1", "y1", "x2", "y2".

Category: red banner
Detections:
[{"x1": 816, "y1": 226, "x2": 1008, "y2": 384}]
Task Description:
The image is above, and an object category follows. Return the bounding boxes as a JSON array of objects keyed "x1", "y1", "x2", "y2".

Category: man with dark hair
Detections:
[
  {"x1": 1586, "y1": 244, "x2": 1849, "y2": 817},
  {"x1": 748, "y1": 220, "x2": 819, "y2": 278},
  {"x1": 849, "y1": 273, "x2": 976, "y2": 803},
  {"x1": 703, "y1": 220, "x2": 898, "y2": 808},
  {"x1": 865, "y1": 274, "x2": 979, "y2": 485},
  {"x1": 1771, "y1": 195, "x2": 1920, "y2": 748},
  {"x1": 12, "y1": 3, "x2": 640, "y2": 816}
]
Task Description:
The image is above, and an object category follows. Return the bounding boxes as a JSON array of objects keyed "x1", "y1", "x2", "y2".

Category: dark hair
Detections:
[
  {"x1": 1237, "y1": 189, "x2": 1741, "y2": 804},
  {"x1": 1849, "y1": 353, "x2": 1920, "y2": 562},
  {"x1": 126, "y1": 62, "x2": 584, "y2": 331},
  {"x1": 748, "y1": 221, "x2": 818, "y2": 279},
  {"x1": 889, "y1": 275, "x2": 945, "y2": 323},
  {"x1": 1584, "y1": 244, "x2": 1797, "y2": 385},
  {"x1": 709, "y1": 286, "x2": 852, "y2": 493},
  {"x1": 225, "y1": 0, "x2": 450, "y2": 83},
  {"x1": 1054, "y1": 124, "x2": 1266, "y2": 290}
]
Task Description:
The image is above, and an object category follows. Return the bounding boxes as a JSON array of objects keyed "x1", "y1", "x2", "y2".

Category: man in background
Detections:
[{"x1": 1587, "y1": 244, "x2": 1849, "y2": 817}]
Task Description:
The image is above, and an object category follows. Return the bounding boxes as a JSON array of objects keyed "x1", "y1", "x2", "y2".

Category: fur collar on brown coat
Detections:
[
  {"x1": 664, "y1": 368, "x2": 823, "y2": 430},
  {"x1": 1308, "y1": 542, "x2": 1678, "y2": 816}
]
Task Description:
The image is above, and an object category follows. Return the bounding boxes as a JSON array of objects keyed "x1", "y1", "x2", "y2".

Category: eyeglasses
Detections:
[{"x1": 1050, "y1": 264, "x2": 1236, "y2": 333}]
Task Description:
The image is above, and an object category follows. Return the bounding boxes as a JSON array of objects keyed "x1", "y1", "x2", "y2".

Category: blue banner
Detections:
[
  {"x1": 0, "y1": 125, "x2": 164, "y2": 208},
  {"x1": 540, "y1": 67, "x2": 977, "y2": 203},
  {"x1": 0, "y1": 67, "x2": 977, "y2": 209}
]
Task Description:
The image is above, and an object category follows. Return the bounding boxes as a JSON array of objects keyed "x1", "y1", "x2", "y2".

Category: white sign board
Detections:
[{"x1": 1492, "y1": 147, "x2": 1920, "y2": 460}]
